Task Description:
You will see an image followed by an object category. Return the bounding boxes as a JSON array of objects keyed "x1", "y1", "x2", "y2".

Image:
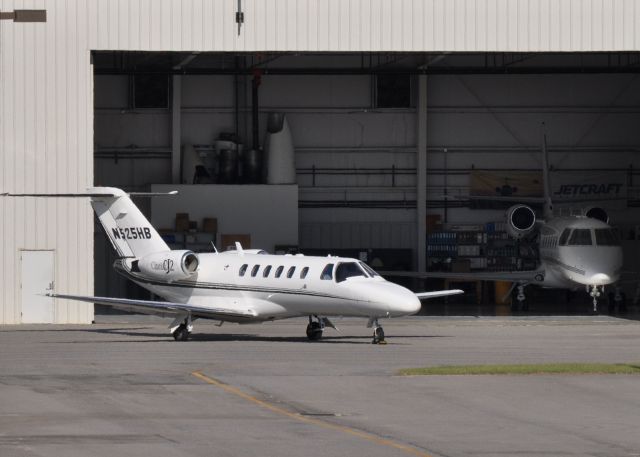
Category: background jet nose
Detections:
[{"x1": 590, "y1": 273, "x2": 611, "y2": 284}]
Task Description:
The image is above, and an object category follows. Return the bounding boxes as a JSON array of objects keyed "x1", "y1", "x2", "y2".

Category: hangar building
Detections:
[{"x1": 2, "y1": 0, "x2": 640, "y2": 324}]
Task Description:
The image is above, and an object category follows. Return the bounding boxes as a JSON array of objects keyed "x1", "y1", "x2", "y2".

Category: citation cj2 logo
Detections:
[{"x1": 151, "y1": 259, "x2": 175, "y2": 275}]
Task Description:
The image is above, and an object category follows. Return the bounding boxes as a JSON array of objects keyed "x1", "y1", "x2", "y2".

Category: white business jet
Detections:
[
  {"x1": 392, "y1": 128, "x2": 624, "y2": 312},
  {"x1": 4, "y1": 188, "x2": 462, "y2": 343}
]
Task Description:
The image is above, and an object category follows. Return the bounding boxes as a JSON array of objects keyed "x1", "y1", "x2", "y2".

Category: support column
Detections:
[
  {"x1": 171, "y1": 75, "x2": 182, "y2": 184},
  {"x1": 417, "y1": 75, "x2": 428, "y2": 272}
]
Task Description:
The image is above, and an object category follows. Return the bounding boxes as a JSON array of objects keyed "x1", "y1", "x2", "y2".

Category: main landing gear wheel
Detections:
[
  {"x1": 306, "y1": 317, "x2": 323, "y2": 341},
  {"x1": 173, "y1": 324, "x2": 190, "y2": 342}
]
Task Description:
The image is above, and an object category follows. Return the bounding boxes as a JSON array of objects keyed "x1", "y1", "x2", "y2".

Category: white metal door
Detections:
[{"x1": 21, "y1": 250, "x2": 55, "y2": 323}]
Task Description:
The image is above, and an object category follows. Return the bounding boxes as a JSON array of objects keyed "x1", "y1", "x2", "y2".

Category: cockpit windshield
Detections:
[
  {"x1": 335, "y1": 262, "x2": 368, "y2": 283},
  {"x1": 567, "y1": 229, "x2": 593, "y2": 246},
  {"x1": 595, "y1": 228, "x2": 620, "y2": 246},
  {"x1": 359, "y1": 262, "x2": 380, "y2": 277}
]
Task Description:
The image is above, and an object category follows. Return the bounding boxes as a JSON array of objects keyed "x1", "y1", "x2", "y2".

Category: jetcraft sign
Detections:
[{"x1": 550, "y1": 171, "x2": 626, "y2": 201}]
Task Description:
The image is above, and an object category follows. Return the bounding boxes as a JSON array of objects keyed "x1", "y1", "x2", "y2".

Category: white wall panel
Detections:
[{"x1": 5, "y1": 0, "x2": 630, "y2": 54}]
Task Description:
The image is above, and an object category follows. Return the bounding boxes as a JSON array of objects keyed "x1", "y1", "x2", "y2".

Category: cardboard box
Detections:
[
  {"x1": 203, "y1": 217, "x2": 218, "y2": 234},
  {"x1": 451, "y1": 259, "x2": 471, "y2": 273},
  {"x1": 426, "y1": 214, "x2": 442, "y2": 232},
  {"x1": 175, "y1": 213, "x2": 190, "y2": 232}
]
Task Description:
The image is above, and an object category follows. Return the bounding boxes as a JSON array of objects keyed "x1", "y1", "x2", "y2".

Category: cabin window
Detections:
[
  {"x1": 559, "y1": 229, "x2": 571, "y2": 246},
  {"x1": 568, "y1": 229, "x2": 593, "y2": 246},
  {"x1": 263, "y1": 265, "x2": 272, "y2": 277},
  {"x1": 287, "y1": 266, "x2": 296, "y2": 278},
  {"x1": 275, "y1": 266, "x2": 284, "y2": 278},
  {"x1": 335, "y1": 262, "x2": 367, "y2": 283},
  {"x1": 595, "y1": 228, "x2": 620, "y2": 246},
  {"x1": 359, "y1": 262, "x2": 380, "y2": 277},
  {"x1": 239, "y1": 264, "x2": 248, "y2": 276},
  {"x1": 251, "y1": 265, "x2": 260, "y2": 277},
  {"x1": 300, "y1": 267, "x2": 309, "y2": 279},
  {"x1": 320, "y1": 263, "x2": 334, "y2": 280}
]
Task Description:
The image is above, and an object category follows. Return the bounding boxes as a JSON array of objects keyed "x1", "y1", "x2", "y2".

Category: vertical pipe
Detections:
[
  {"x1": 417, "y1": 75, "x2": 428, "y2": 272},
  {"x1": 171, "y1": 75, "x2": 182, "y2": 184},
  {"x1": 234, "y1": 57, "x2": 240, "y2": 142},
  {"x1": 252, "y1": 72, "x2": 260, "y2": 150}
]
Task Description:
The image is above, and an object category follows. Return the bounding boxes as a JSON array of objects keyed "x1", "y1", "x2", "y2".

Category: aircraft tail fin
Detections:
[
  {"x1": 541, "y1": 123, "x2": 554, "y2": 218},
  {"x1": 87, "y1": 187, "x2": 169, "y2": 258},
  {"x1": 3, "y1": 187, "x2": 171, "y2": 258}
]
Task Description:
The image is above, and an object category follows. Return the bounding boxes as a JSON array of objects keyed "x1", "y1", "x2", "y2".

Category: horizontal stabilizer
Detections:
[
  {"x1": 415, "y1": 289, "x2": 464, "y2": 300},
  {"x1": 2, "y1": 192, "x2": 118, "y2": 197},
  {"x1": 2, "y1": 189, "x2": 177, "y2": 198},
  {"x1": 48, "y1": 293, "x2": 257, "y2": 321}
]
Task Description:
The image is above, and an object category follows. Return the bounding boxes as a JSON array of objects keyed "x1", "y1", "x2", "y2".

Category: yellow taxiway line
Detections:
[{"x1": 191, "y1": 370, "x2": 433, "y2": 457}]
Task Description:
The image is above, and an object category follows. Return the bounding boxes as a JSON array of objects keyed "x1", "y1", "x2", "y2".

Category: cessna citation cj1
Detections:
[
  {"x1": 4, "y1": 187, "x2": 462, "y2": 343},
  {"x1": 392, "y1": 129, "x2": 624, "y2": 312}
]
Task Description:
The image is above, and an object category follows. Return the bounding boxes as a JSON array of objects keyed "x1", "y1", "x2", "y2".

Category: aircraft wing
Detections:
[
  {"x1": 382, "y1": 270, "x2": 544, "y2": 283},
  {"x1": 48, "y1": 293, "x2": 258, "y2": 321},
  {"x1": 415, "y1": 289, "x2": 464, "y2": 299}
]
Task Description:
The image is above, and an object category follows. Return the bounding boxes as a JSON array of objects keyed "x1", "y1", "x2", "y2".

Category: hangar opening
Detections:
[{"x1": 92, "y1": 51, "x2": 640, "y2": 315}]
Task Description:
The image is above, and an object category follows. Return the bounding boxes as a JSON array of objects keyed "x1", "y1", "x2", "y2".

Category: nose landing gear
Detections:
[
  {"x1": 587, "y1": 285, "x2": 604, "y2": 314},
  {"x1": 368, "y1": 317, "x2": 386, "y2": 345}
]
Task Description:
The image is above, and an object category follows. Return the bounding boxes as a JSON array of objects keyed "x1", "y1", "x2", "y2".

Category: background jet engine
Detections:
[
  {"x1": 584, "y1": 206, "x2": 609, "y2": 224},
  {"x1": 505, "y1": 204, "x2": 537, "y2": 239},
  {"x1": 136, "y1": 250, "x2": 199, "y2": 281}
]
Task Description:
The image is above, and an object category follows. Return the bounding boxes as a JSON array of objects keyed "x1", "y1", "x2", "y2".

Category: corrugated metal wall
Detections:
[
  {"x1": 1, "y1": 0, "x2": 639, "y2": 323},
  {"x1": 1, "y1": 0, "x2": 93, "y2": 324},
  {"x1": 83, "y1": 0, "x2": 640, "y2": 52}
]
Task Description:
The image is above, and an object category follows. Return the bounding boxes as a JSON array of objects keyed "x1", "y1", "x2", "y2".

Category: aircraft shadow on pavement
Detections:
[{"x1": 5, "y1": 326, "x2": 452, "y2": 344}]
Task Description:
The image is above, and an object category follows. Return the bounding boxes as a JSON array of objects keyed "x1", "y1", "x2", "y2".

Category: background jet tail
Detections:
[
  {"x1": 87, "y1": 187, "x2": 170, "y2": 258},
  {"x1": 541, "y1": 123, "x2": 554, "y2": 218}
]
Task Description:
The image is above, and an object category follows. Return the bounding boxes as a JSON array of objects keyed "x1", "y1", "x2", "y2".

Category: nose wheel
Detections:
[
  {"x1": 370, "y1": 318, "x2": 386, "y2": 345},
  {"x1": 587, "y1": 285, "x2": 603, "y2": 314}
]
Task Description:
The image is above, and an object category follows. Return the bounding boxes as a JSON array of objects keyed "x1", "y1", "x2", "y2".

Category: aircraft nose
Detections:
[
  {"x1": 351, "y1": 282, "x2": 422, "y2": 316},
  {"x1": 387, "y1": 284, "x2": 422, "y2": 316}
]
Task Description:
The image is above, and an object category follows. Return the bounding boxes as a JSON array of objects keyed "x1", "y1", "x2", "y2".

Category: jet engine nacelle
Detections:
[
  {"x1": 505, "y1": 204, "x2": 537, "y2": 239},
  {"x1": 137, "y1": 250, "x2": 199, "y2": 281},
  {"x1": 584, "y1": 206, "x2": 609, "y2": 224}
]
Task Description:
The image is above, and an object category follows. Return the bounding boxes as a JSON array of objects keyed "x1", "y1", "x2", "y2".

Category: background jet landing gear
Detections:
[
  {"x1": 587, "y1": 285, "x2": 604, "y2": 314},
  {"x1": 511, "y1": 284, "x2": 529, "y2": 313},
  {"x1": 607, "y1": 287, "x2": 627, "y2": 315},
  {"x1": 306, "y1": 316, "x2": 324, "y2": 341}
]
